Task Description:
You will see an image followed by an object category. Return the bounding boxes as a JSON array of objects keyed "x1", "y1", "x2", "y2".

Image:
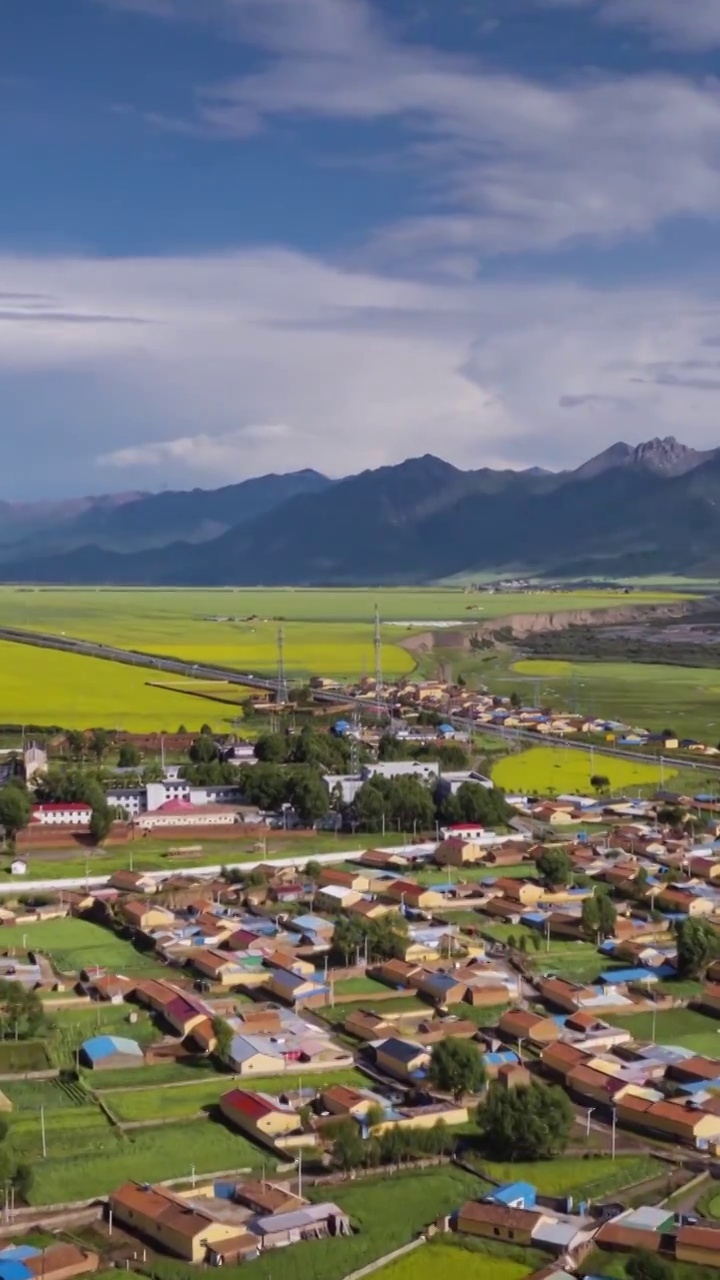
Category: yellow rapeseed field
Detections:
[{"x1": 0, "y1": 641, "x2": 238, "y2": 732}]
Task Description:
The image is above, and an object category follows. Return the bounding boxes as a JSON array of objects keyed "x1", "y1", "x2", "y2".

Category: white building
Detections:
[{"x1": 31, "y1": 802, "x2": 92, "y2": 827}]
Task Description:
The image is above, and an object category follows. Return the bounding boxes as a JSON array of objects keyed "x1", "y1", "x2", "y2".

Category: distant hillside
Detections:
[{"x1": 3, "y1": 436, "x2": 720, "y2": 583}]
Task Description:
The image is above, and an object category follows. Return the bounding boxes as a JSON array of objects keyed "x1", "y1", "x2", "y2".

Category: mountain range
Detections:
[{"x1": 3, "y1": 436, "x2": 720, "y2": 584}]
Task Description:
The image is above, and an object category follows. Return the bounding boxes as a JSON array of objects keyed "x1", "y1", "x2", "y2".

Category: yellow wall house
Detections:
[
  {"x1": 219, "y1": 1089, "x2": 300, "y2": 1143},
  {"x1": 435, "y1": 838, "x2": 485, "y2": 867},
  {"x1": 456, "y1": 1201, "x2": 549, "y2": 1244},
  {"x1": 676, "y1": 1225, "x2": 720, "y2": 1269},
  {"x1": 121, "y1": 902, "x2": 176, "y2": 931},
  {"x1": 493, "y1": 879, "x2": 544, "y2": 906},
  {"x1": 109, "y1": 1183, "x2": 246, "y2": 1263}
]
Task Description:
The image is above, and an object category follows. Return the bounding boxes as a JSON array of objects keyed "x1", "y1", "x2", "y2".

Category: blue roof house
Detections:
[
  {"x1": 484, "y1": 1181, "x2": 537, "y2": 1210},
  {"x1": 81, "y1": 1035, "x2": 144, "y2": 1071}
]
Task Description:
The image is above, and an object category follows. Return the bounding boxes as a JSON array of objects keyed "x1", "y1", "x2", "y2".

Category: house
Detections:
[
  {"x1": 23, "y1": 1244, "x2": 99, "y2": 1280},
  {"x1": 374, "y1": 1037, "x2": 431, "y2": 1082},
  {"x1": 120, "y1": 901, "x2": 174, "y2": 931},
  {"x1": 85, "y1": 973, "x2": 135, "y2": 1003},
  {"x1": 413, "y1": 971, "x2": 467, "y2": 1006},
  {"x1": 234, "y1": 1180, "x2": 307, "y2": 1217},
  {"x1": 676, "y1": 1224, "x2": 720, "y2": 1268},
  {"x1": 109, "y1": 1182, "x2": 246, "y2": 1263},
  {"x1": 456, "y1": 1201, "x2": 548, "y2": 1244},
  {"x1": 219, "y1": 1090, "x2": 301, "y2": 1144},
  {"x1": 566, "y1": 1063, "x2": 625, "y2": 1105},
  {"x1": 321, "y1": 1085, "x2": 377, "y2": 1119},
  {"x1": 697, "y1": 982, "x2": 720, "y2": 1016},
  {"x1": 497, "y1": 1062, "x2": 531, "y2": 1090},
  {"x1": 493, "y1": 879, "x2": 544, "y2": 906},
  {"x1": 314, "y1": 885, "x2": 362, "y2": 912},
  {"x1": 484, "y1": 1182, "x2": 537, "y2": 1209},
  {"x1": 435, "y1": 838, "x2": 486, "y2": 868},
  {"x1": 537, "y1": 976, "x2": 595, "y2": 1013},
  {"x1": 371, "y1": 958, "x2": 421, "y2": 989},
  {"x1": 252, "y1": 1203, "x2": 350, "y2": 1248},
  {"x1": 318, "y1": 868, "x2": 372, "y2": 893},
  {"x1": 540, "y1": 1042, "x2": 591, "y2": 1082},
  {"x1": 499, "y1": 1009, "x2": 560, "y2": 1046},
  {"x1": 108, "y1": 870, "x2": 158, "y2": 894},
  {"x1": 265, "y1": 968, "x2": 330, "y2": 1009},
  {"x1": 344, "y1": 1009, "x2": 392, "y2": 1041},
  {"x1": 80, "y1": 1036, "x2": 143, "y2": 1071},
  {"x1": 414, "y1": 1017, "x2": 477, "y2": 1045},
  {"x1": 346, "y1": 899, "x2": 393, "y2": 921},
  {"x1": 381, "y1": 880, "x2": 447, "y2": 911},
  {"x1": 163, "y1": 993, "x2": 213, "y2": 1036},
  {"x1": 359, "y1": 849, "x2": 410, "y2": 872},
  {"x1": 190, "y1": 950, "x2": 250, "y2": 986}
]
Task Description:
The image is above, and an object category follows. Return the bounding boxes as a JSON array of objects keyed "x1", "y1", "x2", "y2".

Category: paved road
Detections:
[{"x1": 0, "y1": 841, "x2": 439, "y2": 894}]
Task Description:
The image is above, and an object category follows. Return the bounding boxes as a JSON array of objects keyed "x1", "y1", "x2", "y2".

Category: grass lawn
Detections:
[
  {"x1": 332, "y1": 977, "x2": 392, "y2": 998},
  {"x1": 86, "y1": 1057, "x2": 224, "y2": 1091},
  {"x1": 102, "y1": 1068, "x2": 370, "y2": 1123},
  {"x1": 414, "y1": 864, "x2": 534, "y2": 887},
  {"x1": 492, "y1": 746, "x2": 669, "y2": 796},
  {"x1": 0, "y1": 918, "x2": 168, "y2": 978},
  {"x1": 475, "y1": 1155, "x2": 661, "y2": 1199},
  {"x1": 27, "y1": 1115, "x2": 267, "y2": 1205},
  {"x1": 612, "y1": 1007, "x2": 720, "y2": 1054},
  {"x1": 374, "y1": 1243, "x2": 531, "y2": 1280},
  {"x1": 511, "y1": 657, "x2": 720, "y2": 742},
  {"x1": 317, "y1": 995, "x2": 430, "y2": 1027},
  {"x1": 0, "y1": 832, "x2": 405, "y2": 883}
]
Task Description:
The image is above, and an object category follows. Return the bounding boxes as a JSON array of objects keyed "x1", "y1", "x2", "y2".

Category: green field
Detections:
[
  {"x1": 476, "y1": 1155, "x2": 660, "y2": 1199},
  {"x1": 492, "y1": 745, "x2": 670, "y2": 795},
  {"x1": 612, "y1": 1007, "x2": 720, "y2": 1055},
  {"x1": 28, "y1": 1114, "x2": 267, "y2": 1204},
  {"x1": 0, "y1": 586, "x2": 687, "y2": 730},
  {"x1": 101, "y1": 1067, "x2": 370, "y2": 1123},
  {"x1": 583, "y1": 1247, "x2": 720, "y2": 1280},
  {"x1": 374, "y1": 1244, "x2": 530, "y2": 1280},
  {"x1": 0, "y1": 918, "x2": 168, "y2": 977},
  {"x1": 511, "y1": 657, "x2": 720, "y2": 741}
]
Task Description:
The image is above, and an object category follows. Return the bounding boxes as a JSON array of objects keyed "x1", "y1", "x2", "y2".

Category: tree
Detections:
[
  {"x1": 142, "y1": 759, "x2": 164, "y2": 783},
  {"x1": 0, "y1": 786, "x2": 32, "y2": 845},
  {"x1": 254, "y1": 732, "x2": 286, "y2": 763},
  {"x1": 88, "y1": 728, "x2": 111, "y2": 763},
  {"x1": 590, "y1": 774, "x2": 610, "y2": 795},
  {"x1": 212, "y1": 1016, "x2": 234, "y2": 1066},
  {"x1": 287, "y1": 767, "x2": 329, "y2": 825},
  {"x1": 595, "y1": 891, "x2": 617, "y2": 938},
  {"x1": 331, "y1": 1119, "x2": 365, "y2": 1172},
  {"x1": 581, "y1": 894, "x2": 600, "y2": 938},
  {"x1": 189, "y1": 735, "x2": 218, "y2": 765},
  {"x1": 510, "y1": 691, "x2": 522, "y2": 710},
  {"x1": 118, "y1": 743, "x2": 141, "y2": 768},
  {"x1": 89, "y1": 802, "x2": 113, "y2": 845},
  {"x1": 658, "y1": 805, "x2": 685, "y2": 828},
  {"x1": 626, "y1": 1250, "x2": 672, "y2": 1280},
  {"x1": 65, "y1": 730, "x2": 86, "y2": 761},
  {"x1": 478, "y1": 1080, "x2": 573, "y2": 1160},
  {"x1": 238, "y1": 763, "x2": 286, "y2": 812},
  {"x1": 530, "y1": 931, "x2": 542, "y2": 952},
  {"x1": 0, "y1": 980, "x2": 45, "y2": 1040},
  {"x1": 536, "y1": 848, "x2": 573, "y2": 887},
  {"x1": 305, "y1": 860, "x2": 323, "y2": 882},
  {"x1": 676, "y1": 917, "x2": 720, "y2": 979},
  {"x1": 429, "y1": 1039, "x2": 486, "y2": 1101}
]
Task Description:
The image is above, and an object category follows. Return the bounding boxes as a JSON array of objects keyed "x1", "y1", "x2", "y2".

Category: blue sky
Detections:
[{"x1": 3, "y1": 0, "x2": 720, "y2": 498}]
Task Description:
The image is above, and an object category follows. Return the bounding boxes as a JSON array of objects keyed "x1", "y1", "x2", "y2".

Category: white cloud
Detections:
[
  {"x1": 3, "y1": 247, "x2": 720, "y2": 495},
  {"x1": 95, "y1": 0, "x2": 720, "y2": 257},
  {"x1": 540, "y1": 0, "x2": 720, "y2": 51}
]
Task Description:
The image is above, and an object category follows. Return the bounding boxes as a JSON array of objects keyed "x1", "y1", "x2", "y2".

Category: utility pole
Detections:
[
  {"x1": 586, "y1": 1106, "x2": 595, "y2": 1138},
  {"x1": 611, "y1": 1106, "x2": 617, "y2": 1161},
  {"x1": 277, "y1": 625, "x2": 289, "y2": 708},
  {"x1": 41, "y1": 1105, "x2": 46, "y2": 1158}
]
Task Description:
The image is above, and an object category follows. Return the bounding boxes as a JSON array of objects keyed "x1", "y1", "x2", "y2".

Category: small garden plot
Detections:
[
  {"x1": 374, "y1": 1243, "x2": 531, "y2": 1280},
  {"x1": 104, "y1": 1067, "x2": 370, "y2": 1123},
  {"x1": 27, "y1": 1116, "x2": 267, "y2": 1205},
  {"x1": 0, "y1": 1041, "x2": 48, "y2": 1072},
  {"x1": 612, "y1": 1007, "x2": 720, "y2": 1055},
  {"x1": 476, "y1": 1156, "x2": 661, "y2": 1199}
]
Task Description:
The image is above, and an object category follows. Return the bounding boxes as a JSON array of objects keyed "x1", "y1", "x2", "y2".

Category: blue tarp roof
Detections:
[
  {"x1": 485, "y1": 1181, "x2": 537, "y2": 1206},
  {"x1": 82, "y1": 1034, "x2": 142, "y2": 1062},
  {"x1": 483, "y1": 1050, "x2": 519, "y2": 1066},
  {"x1": 0, "y1": 1263, "x2": 32, "y2": 1280},
  {"x1": 0, "y1": 1250, "x2": 40, "y2": 1263}
]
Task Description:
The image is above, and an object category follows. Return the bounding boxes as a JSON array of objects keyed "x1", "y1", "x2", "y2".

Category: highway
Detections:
[{"x1": 3, "y1": 623, "x2": 720, "y2": 781}]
